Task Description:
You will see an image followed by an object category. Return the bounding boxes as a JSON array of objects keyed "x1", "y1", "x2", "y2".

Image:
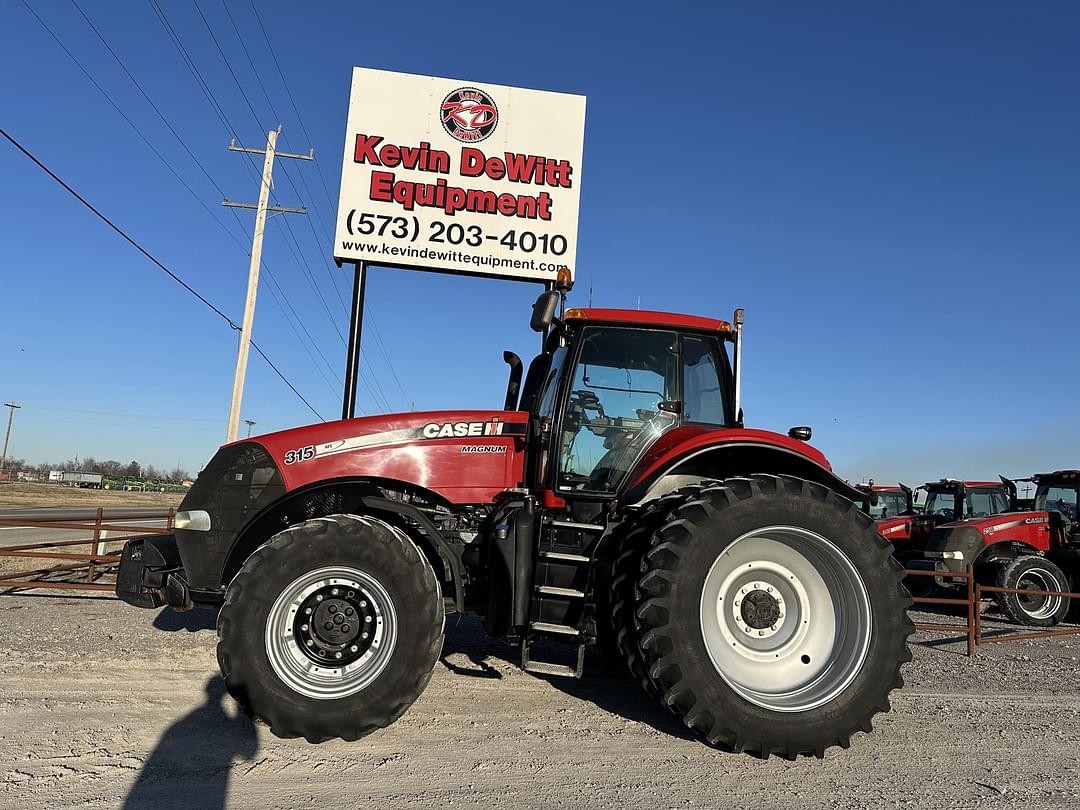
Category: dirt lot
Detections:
[
  {"x1": 0, "y1": 483, "x2": 183, "y2": 510},
  {"x1": 1, "y1": 597, "x2": 1078, "y2": 810}
]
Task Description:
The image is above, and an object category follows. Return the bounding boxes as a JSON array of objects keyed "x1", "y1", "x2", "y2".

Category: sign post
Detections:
[{"x1": 334, "y1": 68, "x2": 586, "y2": 419}]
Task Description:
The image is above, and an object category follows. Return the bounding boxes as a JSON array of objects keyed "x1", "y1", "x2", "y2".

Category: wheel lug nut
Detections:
[
  {"x1": 331, "y1": 588, "x2": 339, "y2": 596},
  {"x1": 316, "y1": 595, "x2": 323, "y2": 602},
  {"x1": 301, "y1": 624, "x2": 308, "y2": 631},
  {"x1": 329, "y1": 605, "x2": 337, "y2": 614},
  {"x1": 345, "y1": 608, "x2": 354, "y2": 617},
  {"x1": 350, "y1": 645, "x2": 358, "y2": 653},
  {"x1": 335, "y1": 652, "x2": 342, "y2": 659},
  {"x1": 325, "y1": 622, "x2": 333, "y2": 630},
  {"x1": 744, "y1": 627, "x2": 752, "y2": 634},
  {"x1": 306, "y1": 640, "x2": 314, "y2": 647},
  {"x1": 362, "y1": 632, "x2": 369, "y2": 639},
  {"x1": 304, "y1": 608, "x2": 312, "y2": 615},
  {"x1": 758, "y1": 630, "x2": 765, "y2": 636},
  {"x1": 365, "y1": 616, "x2": 372, "y2": 623},
  {"x1": 360, "y1": 600, "x2": 368, "y2": 608},
  {"x1": 342, "y1": 624, "x2": 350, "y2": 632}
]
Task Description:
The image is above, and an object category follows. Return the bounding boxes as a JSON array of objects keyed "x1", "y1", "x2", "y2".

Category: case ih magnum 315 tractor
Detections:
[
  {"x1": 876, "y1": 479, "x2": 1011, "y2": 565},
  {"x1": 117, "y1": 289, "x2": 913, "y2": 758},
  {"x1": 924, "y1": 470, "x2": 1080, "y2": 626}
]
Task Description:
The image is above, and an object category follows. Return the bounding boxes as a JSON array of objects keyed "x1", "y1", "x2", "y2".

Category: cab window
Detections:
[
  {"x1": 558, "y1": 327, "x2": 678, "y2": 493},
  {"x1": 681, "y1": 335, "x2": 729, "y2": 426},
  {"x1": 1037, "y1": 485, "x2": 1078, "y2": 520}
]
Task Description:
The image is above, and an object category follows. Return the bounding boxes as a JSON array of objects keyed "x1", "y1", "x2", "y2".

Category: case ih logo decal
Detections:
[
  {"x1": 440, "y1": 88, "x2": 498, "y2": 143},
  {"x1": 422, "y1": 419, "x2": 505, "y2": 439}
]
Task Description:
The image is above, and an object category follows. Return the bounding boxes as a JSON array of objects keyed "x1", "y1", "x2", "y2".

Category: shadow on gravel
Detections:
[
  {"x1": 152, "y1": 606, "x2": 218, "y2": 632},
  {"x1": 122, "y1": 676, "x2": 257, "y2": 810},
  {"x1": 440, "y1": 615, "x2": 693, "y2": 740},
  {"x1": 550, "y1": 651, "x2": 697, "y2": 741}
]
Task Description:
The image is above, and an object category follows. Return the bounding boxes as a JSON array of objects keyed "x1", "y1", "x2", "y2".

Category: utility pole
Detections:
[
  {"x1": 244, "y1": 419, "x2": 257, "y2": 438},
  {"x1": 1, "y1": 402, "x2": 21, "y2": 477},
  {"x1": 223, "y1": 127, "x2": 312, "y2": 443}
]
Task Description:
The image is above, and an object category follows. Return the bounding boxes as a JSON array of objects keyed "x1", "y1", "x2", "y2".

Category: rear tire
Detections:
[
  {"x1": 606, "y1": 482, "x2": 717, "y2": 694},
  {"x1": 995, "y1": 556, "x2": 1070, "y2": 627},
  {"x1": 217, "y1": 514, "x2": 444, "y2": 742},
  {"x1": 635, "y1": 475, "x2": 913, "y2": 759}
]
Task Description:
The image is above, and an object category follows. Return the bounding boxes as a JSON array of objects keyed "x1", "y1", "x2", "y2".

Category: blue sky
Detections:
[{"x1": 1, "y1": 1, "x2": 1077, "y2": 483}]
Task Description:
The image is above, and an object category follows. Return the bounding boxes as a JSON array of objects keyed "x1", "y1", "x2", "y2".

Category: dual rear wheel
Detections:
[{"x1": 609, "y1": 474, "x2": 914, "y2": 758}]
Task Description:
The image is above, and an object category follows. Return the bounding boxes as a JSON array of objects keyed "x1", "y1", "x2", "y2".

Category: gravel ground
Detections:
[{"x1": 1, "y1": 596, "x2": 1078, "y2": 809}]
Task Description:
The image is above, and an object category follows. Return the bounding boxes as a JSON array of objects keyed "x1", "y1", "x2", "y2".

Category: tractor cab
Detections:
[
  {"x1": 853, "y1": 482, "x2": 914, "y2": 520},
  {"x1": 921, "y1": 479, "x2": 1011, "y2": 523},
  {"x1": 1032, "y1": 470, "x2": 1080, "y2": 541}
]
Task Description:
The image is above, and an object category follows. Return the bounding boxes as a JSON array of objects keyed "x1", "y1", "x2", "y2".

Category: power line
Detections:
[
  {"x1": 0, "y1": 126, "x2": 325, "y2": 422},
  {"x1": 18, "y1": 0, "x2": 248, "y2": 250},
  {"x1": 183, "y1": 0, "x2": 400, "y2": 412},
  {"x1": 24, "y1": 0, "x2": 344, "y2": 418}
]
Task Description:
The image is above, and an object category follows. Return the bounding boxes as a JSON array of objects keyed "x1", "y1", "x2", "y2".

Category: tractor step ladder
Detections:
[{"x1": 522, "y1": 521, "x2": 599, "y2": 678}]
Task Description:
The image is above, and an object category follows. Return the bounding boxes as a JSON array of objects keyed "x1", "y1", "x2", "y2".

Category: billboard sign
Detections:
[{"x1": 334, "y1": 67, "x2": 586, "y2": 284}]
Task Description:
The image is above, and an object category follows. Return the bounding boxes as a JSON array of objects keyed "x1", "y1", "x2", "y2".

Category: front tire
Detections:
[
  {"x1": 995, "y1": 555, "x2": 1070, "y2": 627},
  {"x1": 217, "y1": 514, "x2": 444, "y2": 742},
  {"x1": 635, "y1": 475, "x2": 913, "y2": 759}
]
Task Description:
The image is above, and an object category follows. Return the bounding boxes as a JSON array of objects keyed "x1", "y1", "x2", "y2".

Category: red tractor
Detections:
[
  {"x1": 116, "y1": 290, "x2": 912, "y2": 758},
  {"x1": 852, "y1": 482, "x2": 914, "y2": 521},
  {"x1": 876, "y1": 478, "x2": 1011, "y2": 565},
  {"x1": 923, "y1": 469, "x2": 1080, "y2": 626}
]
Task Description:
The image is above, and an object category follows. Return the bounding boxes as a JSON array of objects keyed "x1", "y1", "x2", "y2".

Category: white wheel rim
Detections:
[
  {"x1": 265, "y1": 565, "x2": 397, "y2": 700},
  {"x1": 699, "y1": 526, "x2": 872, "y2": 712},
  {"x1": 1016, "y1": 567, "x2": 1064, "y2": 620}
]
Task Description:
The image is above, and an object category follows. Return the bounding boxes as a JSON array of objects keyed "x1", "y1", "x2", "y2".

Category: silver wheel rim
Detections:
[
  {"x1": 699, "y1": 526, "x2": 872, "y2": 712},
  {"x1": 1016, "y1": 567, "x2": 1063, "y2": 620},
  {"x1": 265, "y1": 565, "x2": 397, "y2": 700}
]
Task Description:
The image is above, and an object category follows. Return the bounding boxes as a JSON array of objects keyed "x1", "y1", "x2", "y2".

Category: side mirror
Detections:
[
  {"x1": 788, "y1": 426, "x2": 812, "y2": 441},
  {"x1": 530, "y1": 290, "x2": 559, "y2": 332}
]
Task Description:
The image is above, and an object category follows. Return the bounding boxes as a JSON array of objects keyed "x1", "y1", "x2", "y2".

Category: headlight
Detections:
[{"x1": 174, "y1": 510, "x2": 211, "y2": 531}]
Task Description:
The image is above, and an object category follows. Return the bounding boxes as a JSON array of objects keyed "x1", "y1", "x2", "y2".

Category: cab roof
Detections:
[
  {"x1": 1032, "y1": 470, "x2": 1080, "y2": 484},
  {"x1": 924, "y1": 479, "x2": 1002, "y2": 490},
  {"x1": 565, "y1": 308, "x2": 731, "y2": 334}
]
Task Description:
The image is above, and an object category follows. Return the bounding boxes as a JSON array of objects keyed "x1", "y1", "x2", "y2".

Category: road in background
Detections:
[{"x1": 0, "y1": 507, "x2": 171, "y2": 549}]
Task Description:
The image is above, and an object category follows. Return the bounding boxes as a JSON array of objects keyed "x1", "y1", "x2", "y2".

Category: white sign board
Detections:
[{"x1": 334, "y1": 67, "x2": 586, "y2": 284}]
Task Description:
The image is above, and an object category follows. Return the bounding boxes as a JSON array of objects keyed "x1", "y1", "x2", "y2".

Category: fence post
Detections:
[
  {"x1": 167, "y1": 507, "x2": 175, "y2": 531},
  {"x1": 86, "y1": 507, "x2": 103, "y2": 583},
  {"x1": 966, "y1": 564, "x2": 976, "y2": 657},
  {"x1": 974, "y1": 582, "x2": 982, "y2": 647}
]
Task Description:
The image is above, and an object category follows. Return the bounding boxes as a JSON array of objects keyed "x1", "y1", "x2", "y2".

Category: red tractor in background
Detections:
[
  {"x1": 924, "y1": 470, "x2": 1080, "y2": 626},
  {"x1": 116, "y1": 285, "x2": 913, "y2": 759},
  {"x1": 853, "y1": 482, "x2": 914, "y2": 521},
  {"x1": 876, "y1": 478, "x2": 1011, "y2": 565}
]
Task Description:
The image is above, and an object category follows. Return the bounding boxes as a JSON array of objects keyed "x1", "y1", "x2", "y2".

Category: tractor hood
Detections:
[
  {"x1": 248, "y1": 410, "x2": 529, "y2": 504},
  {"x1": 875, "y1": 516, "x2": 913, "y2": 541},
  {"x1": 943, "y1": 511, "x2": 1051, "y2": 538}
]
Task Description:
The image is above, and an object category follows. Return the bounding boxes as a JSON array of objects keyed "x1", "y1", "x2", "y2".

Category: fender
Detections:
[
  {"x1": 221, "y1": 477, "x2": 466, "y2": 613},
  {"x1": 621, "y1": 426, "x2": 865, "y2": 506}
]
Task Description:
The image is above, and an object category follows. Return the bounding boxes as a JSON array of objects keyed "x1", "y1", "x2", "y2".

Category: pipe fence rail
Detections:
[
  {"x1": 0, "y1": 508, "x2": 174, "y2": 593},
  {"x1": 905, "y1": 566, "x2": 1080, "y2": 655}
]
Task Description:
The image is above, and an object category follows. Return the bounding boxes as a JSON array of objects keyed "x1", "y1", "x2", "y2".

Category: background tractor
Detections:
[
  {"x1": 924, "y1": 469, "x2": 1080, "y2": 626},
  {"x1": 876, "y1": 478, "x2": 1011, "y2": 565},
  {"x1": 853, "y1": 482, "x2": 914, "y2": 520},
  {"x1": 117, "y1": 289, "x2": 913, "y2": 759}
]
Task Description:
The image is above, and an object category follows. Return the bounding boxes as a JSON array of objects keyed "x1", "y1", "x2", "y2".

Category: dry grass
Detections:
[{"x1": 0, "y1": 482, "x2": 183, "y2": 510}]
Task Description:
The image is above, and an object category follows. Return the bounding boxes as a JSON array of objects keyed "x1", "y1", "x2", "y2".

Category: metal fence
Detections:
[
  {"x1": 0, "y1": 508, "x2": 174, "y2": 593},
  {"x1": 905, "y1": 566, "x2": 1080, "y2": 655}
]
